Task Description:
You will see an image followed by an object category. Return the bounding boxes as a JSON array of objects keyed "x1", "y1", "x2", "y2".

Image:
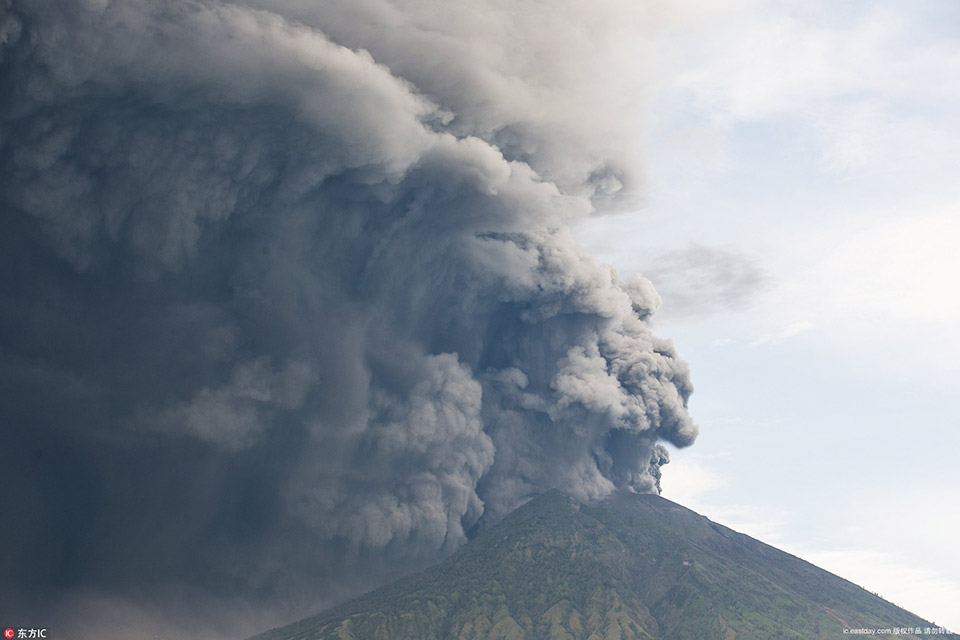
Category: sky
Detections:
[
  {"x1": 1, "y1": 0, "x2": 957, "y2": 637},
  {"x1": 576, "y1": 0, "x2": 960, "y2": 631}
]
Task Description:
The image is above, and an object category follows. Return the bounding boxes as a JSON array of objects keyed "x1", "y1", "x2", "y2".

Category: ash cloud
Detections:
[
  {"x1": 0, "y1": 0, "x2": 697, "y2": 636},
  {"x1": 640, "y1": 244, "x2": 770, "y2": 320}
]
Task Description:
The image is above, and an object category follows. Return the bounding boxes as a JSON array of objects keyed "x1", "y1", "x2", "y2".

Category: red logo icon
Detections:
[{"x1": 4, "y1": 629, "x2": 14, "y2": 639}]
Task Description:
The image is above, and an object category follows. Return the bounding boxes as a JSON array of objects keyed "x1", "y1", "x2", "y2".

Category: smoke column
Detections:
[{"x1": 0, "y1": 0, "x2": 697, "y2": 637}]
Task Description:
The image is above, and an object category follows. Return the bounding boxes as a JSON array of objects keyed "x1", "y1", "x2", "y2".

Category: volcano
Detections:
[{"x1": 248, "y1": 490, "x2": 949, "y2": 639}]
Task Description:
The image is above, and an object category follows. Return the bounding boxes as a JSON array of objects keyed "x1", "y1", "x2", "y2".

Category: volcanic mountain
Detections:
[{"x1": 249, "y1": 490, "x2": 949, "y2": 640}]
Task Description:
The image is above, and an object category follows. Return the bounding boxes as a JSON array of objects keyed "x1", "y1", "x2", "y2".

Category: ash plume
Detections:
[{"x1": 0, "y1": 0, "x2": 697, "y2": 637}]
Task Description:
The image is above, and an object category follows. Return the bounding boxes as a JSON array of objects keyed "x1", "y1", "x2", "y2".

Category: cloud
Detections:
[
  {"x1": 0, "y1": 0, "x2": 700, "y2": 635},
  {"x1": 781, "y1": 320, "x2": 813, "y2": 337},
  {"x1": 751, "y1": 207, "x2": 960, "y2": 378},
  {"x1": 147, "y1": 357, "x2": 315, "y2": 452},
  {"x1": 639, "y1": 244, "x2": 770, "y2": 320},
  {"x1": 745, "y1": 320, "x2": 813, "y2": 347},
  {"x1": 660, "y1": 0, "x2": 960, "y2": 177}
]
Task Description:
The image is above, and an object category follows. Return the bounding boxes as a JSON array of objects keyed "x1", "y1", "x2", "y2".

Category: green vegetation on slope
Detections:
[{"x1": 250, "y1": 490, "x2": 941, "y2": 640}]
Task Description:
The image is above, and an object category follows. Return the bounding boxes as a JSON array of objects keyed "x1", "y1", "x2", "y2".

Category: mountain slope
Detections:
[{"x1": 250, "y1": 490, "x2": 947, "y2": 640}]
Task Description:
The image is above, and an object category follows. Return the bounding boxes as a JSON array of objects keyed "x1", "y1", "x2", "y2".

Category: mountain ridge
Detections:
[{"x1": 249, "y1": 490, "x2": 950, "y2": 640}]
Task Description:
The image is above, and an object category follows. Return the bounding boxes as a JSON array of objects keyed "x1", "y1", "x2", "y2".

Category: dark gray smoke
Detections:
[{"x1": 0, "y1": 0, "x2": 697, "y2": 637}]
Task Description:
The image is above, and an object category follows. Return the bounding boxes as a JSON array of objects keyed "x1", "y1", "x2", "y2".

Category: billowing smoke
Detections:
[{"x1": 0, "y1": 0, "x2": 697, "y2": 637}]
